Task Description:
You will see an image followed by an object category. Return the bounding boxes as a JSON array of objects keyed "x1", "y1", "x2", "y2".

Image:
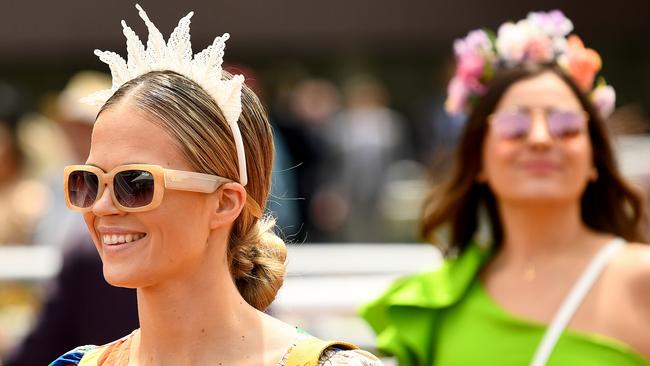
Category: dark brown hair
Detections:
[{"x1": 421, "y1": 63, "x2": 648, "y2": 256}]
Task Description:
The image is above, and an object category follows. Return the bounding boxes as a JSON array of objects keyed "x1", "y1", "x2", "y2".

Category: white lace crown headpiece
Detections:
[{"x1": 83, "y1": 4, "x2": 248, "y2": 186}]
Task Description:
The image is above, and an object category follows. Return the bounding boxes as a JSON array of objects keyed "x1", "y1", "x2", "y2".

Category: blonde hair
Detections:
[{"x1": 99, "y1": 70, "x2": 286, "y2": 310}]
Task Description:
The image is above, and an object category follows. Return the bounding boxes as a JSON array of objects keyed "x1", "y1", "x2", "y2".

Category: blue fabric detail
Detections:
[{"x1": 48, "y1": 345, "x2": 94, "y2": 366}]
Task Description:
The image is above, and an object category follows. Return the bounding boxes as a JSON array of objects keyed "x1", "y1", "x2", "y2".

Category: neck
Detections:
[
  {"x1": 496, "y1": 199, "x2": 600, "y2": 262},
  {"x1": 134, "y1": 236, "x2": 263, "y2": 365}
]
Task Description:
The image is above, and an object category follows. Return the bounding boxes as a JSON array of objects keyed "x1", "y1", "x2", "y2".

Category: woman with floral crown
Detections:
[
  {"x1": 361, "y1": 10, "x2": 650, "y2": 366},
  {"x1": 50, "y1": 5, "x2": 382, "y2": 366}
]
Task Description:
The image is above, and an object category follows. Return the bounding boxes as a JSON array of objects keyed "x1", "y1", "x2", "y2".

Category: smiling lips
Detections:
[
  {"x1": 102, "y1": 233, "x2": 146, "y2": 245},
  {"x1": 520, "y1": 159, "x2": 560, "y2": 173}
]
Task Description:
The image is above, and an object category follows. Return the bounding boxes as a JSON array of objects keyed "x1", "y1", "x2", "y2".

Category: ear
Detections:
[{"x1": 208, "y1": 183, "x2": 247, "y2": 230}]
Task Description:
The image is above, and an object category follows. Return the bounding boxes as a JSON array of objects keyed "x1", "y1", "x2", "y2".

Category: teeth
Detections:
[{"x1": 102, "y1": 233, "x2": 145, "y2": 245}]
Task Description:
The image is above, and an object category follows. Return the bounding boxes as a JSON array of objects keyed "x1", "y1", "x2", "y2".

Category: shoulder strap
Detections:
[
  {"x1": 285, "y1": 337, "x2": 358, "y2": 366},
  {"x1": 530, "y1": 238, "x2": 625, "y2": 366},
  {"x1": 77, "y1": 346, "x2": 106, "y2": 366},
  {"x1": 79, "y1": 330, "x2": 135, "y2": 366}
]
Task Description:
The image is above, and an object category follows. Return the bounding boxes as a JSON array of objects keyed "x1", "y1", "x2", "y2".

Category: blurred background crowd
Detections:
[{"x1": 1, "y1": 0, "x2": 649, "y2": 363}]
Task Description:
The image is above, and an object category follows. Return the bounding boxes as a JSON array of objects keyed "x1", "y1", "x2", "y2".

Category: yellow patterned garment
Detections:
[{"x1": 50, "y1": 329, "x2": 383, "y2": 366}]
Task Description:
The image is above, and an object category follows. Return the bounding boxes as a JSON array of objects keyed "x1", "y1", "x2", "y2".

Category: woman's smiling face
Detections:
[
  {"x1": 84, "y1": 101, "x2": 217, "y2": 289},
  {"x1": 480, "y1": 71, "x2": 595, "y2": 205}
]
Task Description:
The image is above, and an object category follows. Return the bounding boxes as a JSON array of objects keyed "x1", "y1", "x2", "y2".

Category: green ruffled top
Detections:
[{"x1": 360, "y1": 243, "x2": 649, "y2": 366}]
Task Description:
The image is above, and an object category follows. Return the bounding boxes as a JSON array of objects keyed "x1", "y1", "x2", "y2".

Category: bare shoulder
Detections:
[
  {"x1": 609, "y1": 242, "x2": 650, "y2": 308},
  {"x1": 260, "y1": 311, "x2": 300, "y2": 343},
  {"x1": 598, "y1": 242, "x2": 650, "y2": 359},
  {"x1": 259, "y1": 312, "x2": 301, "y2": 365},
  {"x1": 613, "y1": 243, "x2": 650, "y2": 278}
]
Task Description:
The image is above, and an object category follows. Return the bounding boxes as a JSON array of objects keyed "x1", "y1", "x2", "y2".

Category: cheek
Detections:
[
  {"x1": 481, "y1": 134, "x2": 519, "y2": 183},
  {"x1": 563, "y1": 137, "x2": 594, "y2": 180},
  {"x1": 150, "y1": 193, "x2": 211, "y2": 254},
  {"x1": 83, "y1": 213, "x2": 101, "y2": 251}
]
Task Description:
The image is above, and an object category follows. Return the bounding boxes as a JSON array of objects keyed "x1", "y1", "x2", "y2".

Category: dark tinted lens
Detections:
[
  {"x1": 491, "y1": 111, "x2": 531, "y2": 139},
  {"x1": 547, "y1": 110, "x2": 585, "y2": 138},
  {"x1": 68, "y1": 171, "x2": 99, "y2": 208},
  {"x1": 114, "y1": 170, "x2": 155, "y2": 208}
]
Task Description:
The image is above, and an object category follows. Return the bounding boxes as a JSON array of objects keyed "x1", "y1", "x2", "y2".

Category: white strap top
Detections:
[{"x1": 530, "y1": 238, "x2": 625, "y2": 366}]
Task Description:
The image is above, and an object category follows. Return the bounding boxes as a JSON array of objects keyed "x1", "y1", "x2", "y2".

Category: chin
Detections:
[
  {"x1": 499, "y1": 177, "x2": 581, "y2": 200},
  {"x1": 508, "y1": 190, "x2": 577, "y2": 204},
  {"x1": 102, "y1": 264, "x2": 145, "y2": 289}
]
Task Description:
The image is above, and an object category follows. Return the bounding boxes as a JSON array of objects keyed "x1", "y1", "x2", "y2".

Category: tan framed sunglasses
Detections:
[{"x1": 63, "y1": 164, "x2": 234, "y2": 213}]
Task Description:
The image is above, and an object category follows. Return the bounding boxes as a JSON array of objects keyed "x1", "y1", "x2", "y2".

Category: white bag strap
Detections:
[{"x1": 530, "y1": 238, "x2": 624, "y2": 366}]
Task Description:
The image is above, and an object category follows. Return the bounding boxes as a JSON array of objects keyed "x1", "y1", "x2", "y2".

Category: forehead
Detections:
[
  {"x1": 87, "y1": 101, "x2": 189, "y2": 171},
  {"x1": 495, "y1": 71, "x2": 583, "y2": 111}
]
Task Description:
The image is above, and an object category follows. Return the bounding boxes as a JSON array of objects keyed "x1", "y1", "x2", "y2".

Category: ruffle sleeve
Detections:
[{"x1": 359, "y1": 242, "x2": 489, "y2": 366}]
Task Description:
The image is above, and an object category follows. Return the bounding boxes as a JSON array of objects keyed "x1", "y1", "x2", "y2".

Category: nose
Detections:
[
  {"x1": 92, "y1": 186, "x2": 124, "y2": 216},
  {"x1": 527, "y1": 110, "x2": 552, "y2": 148}
]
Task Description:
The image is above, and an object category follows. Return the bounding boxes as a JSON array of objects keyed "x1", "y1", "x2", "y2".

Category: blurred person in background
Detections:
[
  {"x1": 267, "y1": 124, "x2": 301, "y2": 240},
  {"x1": 313, "y1": 75, "x2": 409, "y2": 242},
  {"x1": 33, "y1": 71, "x2": 112, "y2": 248},
  {"x1": 3, "y1": 72, "x2": 139, "y2": 366},
  {"x1": 362, "y1": 10, "x2": 650, "y2": 365},
  {"x1": 414, "y1": 60, "x2": 466, "y2": 176},
  {"x1": 271, "y1": 77, "x2": 343, "y2": 241},
  {"x1": 51, "y1": 6, "x2": 381, "y2": 365},
  {"x1": 0, "y1": 82, "x2": 48, "y2": 358},
  {"x1": 230, "y1": 64, "x2": 301, "y2": 242},
  {"x1": 0, "y1": 82, "x2": 47, "y2": 245}
]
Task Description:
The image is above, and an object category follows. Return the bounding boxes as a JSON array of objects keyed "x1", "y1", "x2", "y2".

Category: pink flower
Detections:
[
  {"x1": 465, "y1": 77, "x2": 487, "y2": 95},
  {"x1": 445, "y1": 76, "x2": 469, "y2": 115},
  {"x1": 591, "y1": 84, "x2": 616, "y2": 118},
  {"x1": 446, "y1": 29, "x2": 494, "y2": 116},
  {"x1": 457, "y1": 52, "x2": 485, "y2": 81}
]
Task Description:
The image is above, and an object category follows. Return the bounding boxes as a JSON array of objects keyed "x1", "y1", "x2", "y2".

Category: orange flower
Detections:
[{"x1": 565, "y1": 35, "x2": 602, "y2": 91}]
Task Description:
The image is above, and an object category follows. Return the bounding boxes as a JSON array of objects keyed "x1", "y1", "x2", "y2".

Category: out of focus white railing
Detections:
[
  {"x1": 275, "y1": 243, "x2": 442, "y2": 361},
  {"x1": 0, "y1": 246, "x2": 62, "y2": 281},
  {"x1": 0, "y1": 242, "x2": 441, "y2": 363}
]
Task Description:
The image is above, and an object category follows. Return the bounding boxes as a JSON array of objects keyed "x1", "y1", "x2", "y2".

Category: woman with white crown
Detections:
[
  {"x1": 50, "y1": 5, "x2": 381, "y2": 366},
  {"x1": 361, "y1": 10, "x2": 650, "y2": 366}
]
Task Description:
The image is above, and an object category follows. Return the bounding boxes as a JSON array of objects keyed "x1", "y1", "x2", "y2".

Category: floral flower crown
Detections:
[{"x1": 445, "y1": 10, "x2": 615, "y2": 118}]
